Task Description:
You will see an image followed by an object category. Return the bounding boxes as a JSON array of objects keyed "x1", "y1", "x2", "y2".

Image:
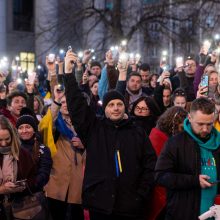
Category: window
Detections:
[
  {"x1": 13, "y1": 0, "x2": 34, "y2": 32},
  {"x1": 143, "y1": 0, "x2": 158, "y2": 4},
  {"x1": 206, "y1": 15, "x2": 215, "y2": 28},
  {"x1": 105, "y1": 0, "x2": 113, "y2": 10},
  {"x1": 20, "y1": 52, "x2": 35, "y2": 72},
  {"x1": 149, "y1": 47, "x2": 158, "y2": 57}
]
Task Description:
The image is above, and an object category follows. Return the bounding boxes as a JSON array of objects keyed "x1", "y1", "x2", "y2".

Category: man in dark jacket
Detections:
[
  {"x1": 63, "y1": 49, "x2": 156, "y2": 220},
  {"x1": 155, "y1": 97, "x2": 220, "y2": 220}
]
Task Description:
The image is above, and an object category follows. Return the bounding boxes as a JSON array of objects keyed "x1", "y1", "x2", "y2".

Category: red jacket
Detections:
[{"x1": 146, "y1": 128, "x2": 168, "y2": 220}]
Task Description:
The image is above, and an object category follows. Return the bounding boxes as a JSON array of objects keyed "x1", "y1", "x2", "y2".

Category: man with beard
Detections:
[
  {"x1": 178, "y1": 57, "x2": 197, "y2": 102},
  {"x1": 116, "y1": 71, "x2": 147, "y2": 112},
  {"x1": 62, "y1": 49, "x2": 156, "y2": 220},
  {"x1": 155, "y1": 97, "x2": 220, "y2": 220}
]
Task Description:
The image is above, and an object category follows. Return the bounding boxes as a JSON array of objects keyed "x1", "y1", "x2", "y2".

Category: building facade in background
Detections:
[{"x1": 0, "y1": 0, "x2": 220, "y2": 72}]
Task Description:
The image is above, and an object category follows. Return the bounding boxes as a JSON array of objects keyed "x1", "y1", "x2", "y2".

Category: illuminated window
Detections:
[{"x1": 20, "y1": 52, "x2": 35, "y2": 73}]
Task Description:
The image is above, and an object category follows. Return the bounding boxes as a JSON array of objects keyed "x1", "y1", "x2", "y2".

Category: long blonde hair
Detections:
[{"x1": 0, "y1": 115, "x2": 20, "y2": 160}]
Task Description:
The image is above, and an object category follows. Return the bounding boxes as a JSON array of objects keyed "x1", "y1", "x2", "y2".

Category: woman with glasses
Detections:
[
  {"x1": 172, "y1": 88, "x2": 187, "y2": 109},
  {"x1": 130, "y1": 96, "x2": 161, "y2": 135}
]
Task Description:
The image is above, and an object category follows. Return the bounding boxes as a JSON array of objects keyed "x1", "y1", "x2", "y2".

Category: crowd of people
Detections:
[{"x1": 0, "y1": 41, "x2": 220, "y2": 220}]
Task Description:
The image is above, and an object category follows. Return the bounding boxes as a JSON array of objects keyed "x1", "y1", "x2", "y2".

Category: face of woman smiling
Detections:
[
  {"x1": 17, "y1": 124, "x2": 34, "y2": 141},
  {"x1": 0, "y1": 129, "x2": 12, "y2": 148}
]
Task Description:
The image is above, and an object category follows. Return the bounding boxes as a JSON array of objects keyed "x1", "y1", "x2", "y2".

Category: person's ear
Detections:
[{"x1": 188, "y1": 113, "x2": 192, "y2": 122}]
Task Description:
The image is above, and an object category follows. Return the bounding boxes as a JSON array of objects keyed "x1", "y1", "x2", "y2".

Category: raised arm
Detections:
[{"x1": 63, "y1": 49, "x2": 96, "y2": 142}]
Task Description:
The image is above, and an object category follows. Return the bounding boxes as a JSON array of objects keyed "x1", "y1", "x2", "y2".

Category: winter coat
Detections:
[
  {"x1": 20, "y1": 137, "x2": 52, "y2": 191},
  {"x1": 155, "y1": 131, "x2": 220, "y2": 220},
  {"x1": 63, "y1": 73, "x2": 156, "y2": 217},
  {"x1": 44, "y1": 102, "x2": 85, "y2": 204}
]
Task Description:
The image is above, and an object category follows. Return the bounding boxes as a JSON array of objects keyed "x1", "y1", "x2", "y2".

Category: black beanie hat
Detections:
[
  {"x1": 16, "y1": 115, "x2": 38, "y2": 132},
  {"x1": 102, "y1": 90, "x2": 125, "y2": 110}
]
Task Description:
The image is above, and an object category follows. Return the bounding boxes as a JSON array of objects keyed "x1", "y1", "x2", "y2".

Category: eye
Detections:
[{"x1": 108, "y1": 103, "x2": 114, "y2": 107}]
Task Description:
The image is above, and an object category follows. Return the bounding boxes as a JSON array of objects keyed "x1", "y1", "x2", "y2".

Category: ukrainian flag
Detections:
[{"x1": 39, "y1": 108, "x2": 57, "y2": 156}]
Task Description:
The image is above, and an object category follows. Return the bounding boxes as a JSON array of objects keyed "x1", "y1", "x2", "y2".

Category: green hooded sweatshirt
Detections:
[{"x1": 184, "y1": 118, "x2": 220, "y2": 217}]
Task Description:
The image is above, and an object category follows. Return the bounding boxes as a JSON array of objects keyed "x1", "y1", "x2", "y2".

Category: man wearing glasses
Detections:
[
  {"x1": 155, "y1": 97, "x2": 220, "y2": 220},
  {"x1": 177, "y1": 57, "x2": 197, "y2": 102}
]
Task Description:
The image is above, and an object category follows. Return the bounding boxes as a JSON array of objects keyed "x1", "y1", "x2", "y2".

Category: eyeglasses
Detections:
[{"x1": 135, "y1": 106, "x2": 149, "y2": 112}]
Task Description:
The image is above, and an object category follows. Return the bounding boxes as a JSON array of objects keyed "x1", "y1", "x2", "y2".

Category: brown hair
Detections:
[
  {"x1": 7, "y1": 90, "x2": 27, "y2": 106},
  {"x1": 34, "y1": 95, "x2": 44, "y2": 115},
  {"x1": 0, "y1": 115, "x2": 20, "y2": 160},
  {"x1": 157, "y1": 106, "x2": 187, "y2": 136},
  {"x1": 190, "y1": 97, "x2": 215, "y2": 114}
]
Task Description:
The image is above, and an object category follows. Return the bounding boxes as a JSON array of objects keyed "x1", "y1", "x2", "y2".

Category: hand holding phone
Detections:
[
  {"x1": 200, "y1": 74, "x2": 209, "y2": 95},
  {"x1": 176, "y1": 57, "x2": 184, "y2": 69},
  {"x1": 15, "y1": 179, "x2": 27, "y2": 187}
]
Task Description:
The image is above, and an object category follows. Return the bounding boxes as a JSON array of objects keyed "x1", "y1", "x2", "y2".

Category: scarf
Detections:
[
  {"x1": 0, "y1": 154, "x2": 17, "y2": 184},
  {"x1": 55, "y1": 112, "x2": 76, "y2": 140}
]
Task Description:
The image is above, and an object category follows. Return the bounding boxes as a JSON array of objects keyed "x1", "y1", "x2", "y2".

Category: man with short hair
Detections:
[
  {"x1": 178, "y1": 57, "x2": 197, "y2": 101},
  {"x1": 139, "y1": 63, "x2": 151, "y2": 87},
  {"x1": 90, "y1": 61, "x2": 102, "y2": 78},
  {"x1": 162, "y1": 87, "x2": 171, "y2": 108},
  {"x1": 63, "y1": 49, "x2": 156, "y2": 220},
  {"x1": 155, "y1": 97, "x2": 220, "y2": 220},
  {"x1": 116, "y1": 71, "x2": 147, "y2": 112},
  {"x1": 0, "y1": 90, "x2": 27, "y2": 126}
]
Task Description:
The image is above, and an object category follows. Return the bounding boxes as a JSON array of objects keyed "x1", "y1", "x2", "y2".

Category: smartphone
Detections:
[
  {"x1": 48, "y1": 54, "x2": 55, "y2": 63},
  {"x1": 200, "y1": 74, "x2": 209, "y2": 95},
  {"x1": 176, "y1": 57, "x2": 184, "y2": 68},
  {"x1": 56, "y1": 84, "x2": 64, "y2": 92},
  {"x1": 210, "y1": 180, "x2": 220, "y2": 184},
  {"x1": 59, "y1": 49, "x2": 65, "y2": 62},
  {"x1": 203, "y1": 40, "x2": 211, "y2": 54},
  {"x1": 162, "y1": 64, "x2": 170, "y2": 71},
  {"x1": 15, "y1": 179, "x2": 27, "y2": 186},
  {"x1": 67, "y1": 46, "x2": 75, "y2": 64},
  {"x1": 119, "y1": 52, "x2": 129, "y2": 69},
  {"x1": 28, "y1": 71, "x2": 36, "y2": 84}
]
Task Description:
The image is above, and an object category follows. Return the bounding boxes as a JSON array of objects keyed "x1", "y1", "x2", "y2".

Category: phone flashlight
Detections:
[
  {"x1": 17, "y1": 78, "x2": 22, "y2": 84},
  {"x1": 59, "y1": 49, "x2": 65, "y2": 62},
  {"x1": 121, "y1": 40, "x2": 127, "y2": 46},
  {"x1": 48, "y1": 53, "x2": 55, "y2": 63},
  {"x1": 162, "y1": 50, "x2": 168, "y2": 56}
]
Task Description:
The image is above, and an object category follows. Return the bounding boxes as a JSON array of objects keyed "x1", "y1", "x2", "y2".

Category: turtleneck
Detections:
[{"x1": 20, "y1": 136, "x2": 35, "y2": 153}]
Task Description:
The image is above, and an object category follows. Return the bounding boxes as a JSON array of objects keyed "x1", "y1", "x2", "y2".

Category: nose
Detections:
[
  {"x1": 202, "y1": 125, "x2": 208, "y2": 133},
  {"x1": 113, "y1": 105, "x2": 118, "y2": 111},
  {"x1": 0, "y1": 141, "x2": 7, "y2": 147}
]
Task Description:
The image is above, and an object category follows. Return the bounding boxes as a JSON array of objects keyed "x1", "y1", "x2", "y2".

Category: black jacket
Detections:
[
  {"x1": 64, "y1": 73, "x2": 156, "y2": 217},
  {"x1": 20, "y1": 137, "x2": 52, "y2": 191},
  {"x1": 155, "y1": 131, "x2": 220, "y2": 220}
]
